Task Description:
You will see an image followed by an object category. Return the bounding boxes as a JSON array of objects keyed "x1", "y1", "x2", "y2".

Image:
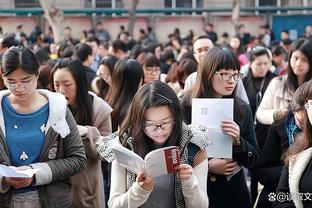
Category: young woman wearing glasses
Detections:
[
  {"x1": 256, "y1": 38, "x2": 312, "y2": 126},
  {"x1": 181, "y1": 46, "x2": 260, "y2": 208},
  {"x1": 97, "y1": 80, "x2": 209, "y2": 208},
  {"x1": 0, "y1": 47, "x2": 86, "y2": 208},
  {"x1": 143, "y1": 53, "x2": 161, "y2": 84},
  {"x1": 91, "y1": 55, "x2": 118, "y2": 101}
]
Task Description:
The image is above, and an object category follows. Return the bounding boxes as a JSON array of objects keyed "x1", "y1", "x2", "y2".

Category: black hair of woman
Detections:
[
  {"x1": 2, "y1": 46, "x2": 39, "y2": 76},
  {"x1": 50, "y1": 58, "x2": 93, "y2": 125},
  {"x1": 284, "y1": 38, "x2": 312, "y2": 94}
]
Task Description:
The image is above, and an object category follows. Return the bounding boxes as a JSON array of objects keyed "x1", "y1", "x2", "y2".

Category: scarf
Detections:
[{"x1": 286, "y1": 114, "x2": 302, "y2": 146}]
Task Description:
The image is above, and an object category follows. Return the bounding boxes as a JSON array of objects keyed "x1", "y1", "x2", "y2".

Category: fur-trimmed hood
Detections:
[
  {"x1": 289, "y1": 147, "x2": 312, "y2": 208},
  {"x1": 0, "y1": 89, "x2": 70, "y2": 138}
]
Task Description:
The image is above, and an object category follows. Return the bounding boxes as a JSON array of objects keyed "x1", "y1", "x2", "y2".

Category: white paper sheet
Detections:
[
  {"x1": 0, "y1": 164, "x2": 39, "y2": 178},
  {"x1": 192, "y1": 98, "x2": 233, "y2": 158}
]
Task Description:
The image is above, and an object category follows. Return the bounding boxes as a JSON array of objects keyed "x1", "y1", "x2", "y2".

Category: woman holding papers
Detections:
[
  {"x1": 97, "y1": 80, "x2": 209, "y2": 208},
  {"x1": 256, "y1": 38, "x2": 312, "y2": 125},
  {"x1": 275, "y1": 79, "x2": 312, "y2": 208},
  {"x1": 50, "y1": 59, "x2": 113, "y2": 208},
  {"x1": 181, "y1": 46, "x2": 260, "y2": 208},
  {"x1": 0, "y1": 47, "x2": 86, "y2": 208}
]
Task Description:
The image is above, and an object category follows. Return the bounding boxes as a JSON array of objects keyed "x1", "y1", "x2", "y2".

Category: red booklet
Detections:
[{"x1": 112, "y1": 145, "x2": 180, "y2": 177}]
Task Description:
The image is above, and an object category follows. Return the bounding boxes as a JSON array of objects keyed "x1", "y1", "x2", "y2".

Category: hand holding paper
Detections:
[
  {"x1": 221, "y1": 120, "x2": 241, "y2": 146},
  {"x1": 0, "y1": 164, "x2": 39, "y2": 189},
  {"x1": 0, "y1": 164, "x2": 39, "y2": 178}
]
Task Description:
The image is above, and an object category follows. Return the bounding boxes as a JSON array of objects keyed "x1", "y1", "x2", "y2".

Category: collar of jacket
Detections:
[
  {"x1": 289, "y1": 147, "x2": 312, "y2": 208},
  {"x1": 274, "y1": 74, "x2": 293, "y2": 101},
  {"x1": 0, "y1": 89, "x2": 70, "y2": 138}
]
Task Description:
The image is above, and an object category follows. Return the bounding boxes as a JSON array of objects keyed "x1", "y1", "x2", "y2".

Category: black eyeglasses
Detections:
[
  {"x1": 144, "y1": 121, "x2": 175, "y2": 133},
  {"x1": 215, "y1": 72, "x2": 244, "y2": 81}
]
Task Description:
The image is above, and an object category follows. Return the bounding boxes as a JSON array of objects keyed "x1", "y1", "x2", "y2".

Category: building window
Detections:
[
  {"x1": 164, "y1": 0, "x2": 203, "y2": 8},
  {"x1": 85, "y1": 0, "x2": 112, "y2": 8},
  {"x1": 15, "y1": 0, "x2": 40, "y2": 8},
  {"x1": 259, "y1": 0, "x2": 277, "y2": 6},
  {"x1": 96, "y1": 0, "x2": 112, "y2": 8}
]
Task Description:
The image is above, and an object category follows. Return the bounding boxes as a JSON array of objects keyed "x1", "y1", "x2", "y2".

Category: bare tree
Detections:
[
  {"x1": 39, "y1": 0, "x2": 64, "y2": 44},
  {"x1": 232, "y1": 0, "x2": 240, "y2": 34},
  {"x1": 127, "y1": 0, "x2": 140, "y2": 37}
]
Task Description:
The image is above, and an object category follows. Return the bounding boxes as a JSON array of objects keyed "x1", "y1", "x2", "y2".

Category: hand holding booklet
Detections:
[
  {"x1": 112, "y1": 144, "x2": 180, "y2": 177},
  {"x1": 0, "y1": 164, "x2": 39, "y2": 178}
]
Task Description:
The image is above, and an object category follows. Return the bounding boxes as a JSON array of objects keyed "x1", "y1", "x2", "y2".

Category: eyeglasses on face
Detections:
[
  {"x1": 4, "y1": 77, "x2": 36, "y2": 91},
  {"x1": 215, "y1": 72, "x2": 244, "y2": 81},
  {"x1": 145, "y1": 66, "x2": 160, "y2": 74},
  {"x1": 144, "y1": 121, "x2": 175, "y2": 133}
]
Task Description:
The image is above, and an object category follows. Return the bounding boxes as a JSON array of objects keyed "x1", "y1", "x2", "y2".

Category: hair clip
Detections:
[{"x1": 155, "y1": 93, "x2": 173, "y2": 104}]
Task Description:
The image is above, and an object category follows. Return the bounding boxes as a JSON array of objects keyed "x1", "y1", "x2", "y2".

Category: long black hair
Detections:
[
  {"x1": 284, "y1": 38, "x2": 312, "y2": 95},
  {"x1": 50, "y1": 58, "x2": 93, "y2": 125},
  {"x1": 106, "y1": 58, "x2": 144, "y2": 131}
]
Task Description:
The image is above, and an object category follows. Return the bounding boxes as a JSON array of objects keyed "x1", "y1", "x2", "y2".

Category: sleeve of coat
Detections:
[
  {"x1": 31, "y1": 108, "x2": 87, "y2": 185},
  {"x1": 92, "y1": 100, "x2": 112, "y2": 137},
  {"x1": 82, "y1": 100, "x2": 112, "y2": 159},
  {"x1": 256, "y1": 77, "x2": 278, "y2": 125},
  {"x1": 233, "y1": 102, "x2": 260, "y2": 170},
  {"x1": 182, "y1": 153, "x2": 209, "y2": 208},
  {"x1": 108, "y1": 160, "x2": 151, "y2": 208},
  {"x1": 257, "y1": 124, "x2": 284, "y2": 188}
]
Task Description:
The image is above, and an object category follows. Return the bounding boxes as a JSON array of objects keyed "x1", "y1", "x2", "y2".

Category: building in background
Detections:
[{"x1": 0, "y1": 0, "x2": 310, "y2": 43}]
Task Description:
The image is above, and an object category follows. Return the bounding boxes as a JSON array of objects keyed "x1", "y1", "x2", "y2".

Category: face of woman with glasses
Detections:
[
  {"x1": 97, "y1": 64, "x2": 112, "y2": 86},
  {"x1": 143, "y1": 105, "x2": 174, "y2": 145},
  {"x1": 3, "y1": 68, "x2": 37, "y2": 100},
  {"x1": 212, "y1": 69, "x2": 242, "y2": 98},
  {"x1": 250, "y1": 54, "x2": 270, "y2": 78},
  {"x1": 143, "y1": 65, "x2": 160, "y2": 84}
]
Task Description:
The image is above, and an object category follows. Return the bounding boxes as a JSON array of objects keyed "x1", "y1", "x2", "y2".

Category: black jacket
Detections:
[
  {"x1": 256, "y1": 115, "x2": 289, "y2": 208},
  {"x1": 242, "y1": 69, "x2": 276, "y2": 150}
]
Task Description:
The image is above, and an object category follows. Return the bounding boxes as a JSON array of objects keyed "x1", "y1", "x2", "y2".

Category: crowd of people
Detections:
[{"x1": 0, "y1": 21, "x2": 311, "y2": 208}]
